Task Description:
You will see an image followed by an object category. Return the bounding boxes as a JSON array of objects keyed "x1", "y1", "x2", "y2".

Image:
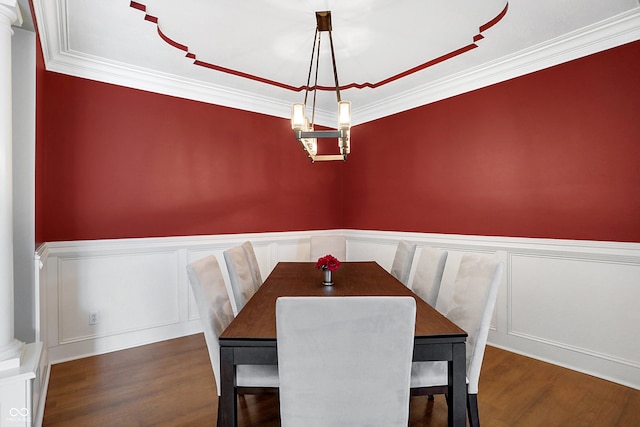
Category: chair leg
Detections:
[{"x1": 467, "y1": 393, "x2": 480, "y2": 427}]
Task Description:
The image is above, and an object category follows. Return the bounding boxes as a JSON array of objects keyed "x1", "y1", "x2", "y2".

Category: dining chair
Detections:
[
  {"x1": 241, "y1": 240, "x2": 262, "y2": 291},
  {"x1": 276, "y1": 296, "x2": 416, "y2": 427},
  {"x1": 390, "y1": 240, "x2": 417, "y2": 286},
  {"x1": 309, "y1": 234, "x2": 347, "y2": 262},
  {"x1": 410, "y1": 247, "x2": 448, "y2": 306},
  {"x1": 410, "y1": 253, "x2": 504, "y2": 427},
  {"x1": 186, "y1": 255, "x2": 279, "y2": 423},
  {"x1": 223, "y1": 245, "x2": 256, "y2": 312}
]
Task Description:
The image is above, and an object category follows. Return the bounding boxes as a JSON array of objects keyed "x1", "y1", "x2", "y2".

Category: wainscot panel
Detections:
[{"x1": 37, "y1": 230, "x2": 640, "y2": 390}]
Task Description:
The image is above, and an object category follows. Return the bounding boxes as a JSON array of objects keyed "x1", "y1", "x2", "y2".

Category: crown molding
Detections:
[
  {"x1": 33, "y1": 0, "x2": 640, "y2": 126},
  {"x1": 353, "y1": 8, "x2": 640, "y2": 125}
]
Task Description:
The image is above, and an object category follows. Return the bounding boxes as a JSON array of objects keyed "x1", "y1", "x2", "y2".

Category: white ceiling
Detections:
[{"x1": 29, "y1": 0, "x2": 640, "y2": 126}]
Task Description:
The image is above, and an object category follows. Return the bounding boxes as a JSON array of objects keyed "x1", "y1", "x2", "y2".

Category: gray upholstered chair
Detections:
[
  {"x1": 309, "y1": 234, "x2": 347, "y2": 262},
  {"x1": 186, "y1": 255, "x2": 279, "y2": 423},
  {"x1": 241, "y1": 240, "x2": 262, "y2": 291},
  {"x1": 276, "y1": 296, "x2": 416, "y2": 427},
  {"x1": 410, "y1": 253, "x2": 504, "y2": 427},
  {"x1": 223, "y1": 245, "x2": 256, "y2": 312},
  {"x1": 390, "y1": 240, "x2": 417, "y2": 286},
  {"x1": 410, "y1": 247, "x2": 448, "y2": 306}
]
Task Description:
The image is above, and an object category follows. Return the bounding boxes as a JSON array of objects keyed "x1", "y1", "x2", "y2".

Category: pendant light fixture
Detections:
[{"x1": 291, "y1": 11, "x2": 351, "y2": 162}]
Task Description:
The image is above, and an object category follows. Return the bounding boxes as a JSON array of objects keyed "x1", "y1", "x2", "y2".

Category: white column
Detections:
[{"x1": 0, "y1": 0, "x2": 23, "y2": 370}]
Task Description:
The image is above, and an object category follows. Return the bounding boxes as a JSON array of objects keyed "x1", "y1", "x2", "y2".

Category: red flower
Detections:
[{"x1": 315, "y1": 254, "x2": 341, "y2": 271}]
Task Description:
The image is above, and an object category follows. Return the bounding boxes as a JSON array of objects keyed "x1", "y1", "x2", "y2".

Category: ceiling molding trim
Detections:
[
  {"x1": 130, "y1": 1, "x2": 510, "y2": 93},
  {"x1": 129, "y1": 1, "x2": 309, "y2": 92},
  {"x1": 46, "y1": 48, "x2": 297, "y2": 118},
  {"x1": 33, "y1": 0, "x2": 335, "y2": 124},
  {"x1": 32, "y1": 0, "x2": 61, "y2": 67},
  {"x1": 33, "y1": 0, "x2": 640, "y2": 127},
  {"x1": 353, "y1": 7, "x2": 640, "y2": 125}
]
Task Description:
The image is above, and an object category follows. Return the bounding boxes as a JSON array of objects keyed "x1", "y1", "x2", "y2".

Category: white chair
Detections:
[
  {"x1": 309, "y1": 234, "x2": 347, "y2": 262},
  {"x1": 241, "y1": 240, "x2": 262, "y2": 291},
  {"x1": 410, "y1": 247, "x2": 448, "y2": 306},
  {"x1": 276, "y1": 296, "x2": 416, "y2": 427},
  {"x1": 390, "y1": 240, "x2": 417, "y2": 286},
  {"x1": 186, "y1": 255, "x2": 279, "y2": 423},
  {"x1": 223, "y1": 245, "x2": 256, "y2": 312},
  {"x1": 410, "y1": 253, "x2": 504, "y2": 427}
]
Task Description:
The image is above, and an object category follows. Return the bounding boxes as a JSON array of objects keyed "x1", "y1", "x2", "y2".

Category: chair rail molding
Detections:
[{"x1": 36, "y1": 230, "x2": 640, "y2": 391}]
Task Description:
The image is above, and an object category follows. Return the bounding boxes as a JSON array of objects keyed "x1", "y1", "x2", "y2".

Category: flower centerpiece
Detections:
[{"x1": 315, "y1": 254, "x2": 341, "y2": 286}]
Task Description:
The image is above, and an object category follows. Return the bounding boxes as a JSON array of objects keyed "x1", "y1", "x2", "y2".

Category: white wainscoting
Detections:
[{"x1": 36, "y1": 230, "x2": 640, "y2": 390}]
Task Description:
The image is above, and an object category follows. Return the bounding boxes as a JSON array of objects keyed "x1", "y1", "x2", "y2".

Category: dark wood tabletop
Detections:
[{"x1": 220, "y1": 261, "x2": 466, "y2": 341}]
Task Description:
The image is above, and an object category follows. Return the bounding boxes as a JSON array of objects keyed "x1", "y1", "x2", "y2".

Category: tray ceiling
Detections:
[{"x1": 30, "y1": 0, "x2": 640, "y2": 126}]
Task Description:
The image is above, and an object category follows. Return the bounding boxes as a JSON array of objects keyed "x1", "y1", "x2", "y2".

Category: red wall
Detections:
[
  {"x1": 36, "y1": 41, "x2": 640, "y2": 243},
  {"x1": 36, "y1": 73, "x2": 345, "y2": 241},
  {"x1": 345, "y1": 41, "x2": 640, "y2": 242}
]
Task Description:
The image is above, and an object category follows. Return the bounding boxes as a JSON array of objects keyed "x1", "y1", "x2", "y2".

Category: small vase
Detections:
[{"x1": 322, "y1": 267, "x2": 333, "y2": 286}]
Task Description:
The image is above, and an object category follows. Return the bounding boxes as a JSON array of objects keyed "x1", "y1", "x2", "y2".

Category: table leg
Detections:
[
  {"x1": 218, "y1": 347, "x2": 237, "y2": 427},
  {"x1": 448, "y1": 342, "x2": 467, "y2": 427}
]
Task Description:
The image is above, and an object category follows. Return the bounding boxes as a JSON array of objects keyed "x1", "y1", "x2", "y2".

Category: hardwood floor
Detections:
[{"x1": 43, "y1": 333, "x2": 640, "y2": 426}]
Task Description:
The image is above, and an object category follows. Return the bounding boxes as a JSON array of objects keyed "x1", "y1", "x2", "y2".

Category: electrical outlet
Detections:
[{"x1": 89, "y1": 311, "x2": 99, "y2": 325}]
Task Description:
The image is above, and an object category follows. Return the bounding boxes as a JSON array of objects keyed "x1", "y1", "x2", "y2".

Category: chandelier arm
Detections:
[
  {"x1": 311, "y1": 31, "x2": 321, "y2": 127},
  {"x1": 303, "y1": 28, "x2": 319, "y2": 106},
  {"x1": 328, "y1": 30, "x2": 341, "y2": 103}
]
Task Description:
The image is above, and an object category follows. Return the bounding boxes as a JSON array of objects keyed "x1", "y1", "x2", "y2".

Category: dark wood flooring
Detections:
[{"x1": 43, "y1": 333, "x2": 640, "y2": 426}]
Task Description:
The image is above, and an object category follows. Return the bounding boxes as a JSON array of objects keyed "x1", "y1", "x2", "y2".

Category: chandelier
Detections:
[{"x1": 291, "y1": 11, "x2": 351, "y2": 162}]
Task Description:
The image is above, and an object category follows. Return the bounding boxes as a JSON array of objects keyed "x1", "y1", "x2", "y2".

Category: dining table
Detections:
[{"x1": 218, "y1": 261, "x2": 468, "y2": 426}]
